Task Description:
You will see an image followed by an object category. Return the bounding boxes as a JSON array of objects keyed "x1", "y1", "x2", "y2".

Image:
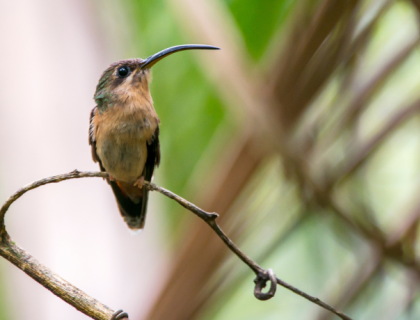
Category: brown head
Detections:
[{"x1": 94, "y1": 44, "x2": 220, "y2": 113}]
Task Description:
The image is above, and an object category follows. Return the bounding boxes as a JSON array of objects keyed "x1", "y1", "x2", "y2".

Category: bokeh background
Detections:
[{"x1": 1, "y1": 0, "x2": 420, "y2": 319}]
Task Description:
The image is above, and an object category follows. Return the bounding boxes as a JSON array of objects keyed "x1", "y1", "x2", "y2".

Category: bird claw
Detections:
[
  {"x1": 133, "y1": 176, "x2": 144, "y2": 188},
  {"x1": 109, "y1": 175, "x2": 116, "y2": 182},
  {"x1": 111, "y1": 309, "x2": 129, "y2": 320}
]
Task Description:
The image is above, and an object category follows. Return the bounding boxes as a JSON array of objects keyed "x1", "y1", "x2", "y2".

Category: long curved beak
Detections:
[{"x1": 140, "y1": 44, "x2": 220, "y2": 69}]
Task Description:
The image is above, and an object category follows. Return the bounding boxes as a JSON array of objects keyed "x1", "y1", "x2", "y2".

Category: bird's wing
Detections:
[
  {"x1": 137, "y1": 126, "x2": 160, "y2": 228},
  {"x1": 89, "y1": 106, "x2": 102, "y2": 166},
  {"x1": 144, "y1": 125, "x2": 161, "y2": 182}
]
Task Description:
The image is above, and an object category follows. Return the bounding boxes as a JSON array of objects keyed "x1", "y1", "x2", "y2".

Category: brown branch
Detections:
[
  {"x1": 0, "y1": 170, "x2": 108, "y2": 231},
  {"x1": 0, "y1": 170, "x2": 354, "y2": 320},
  {"x1": 0, "y1": 234, "x2": 115, "y2": 320},
  {"x1": 0, "y1": 170, "x2": 125, "y2": 320},
  {"x1": 144, "y1": 180, "x2": 353, "y2": 320}
]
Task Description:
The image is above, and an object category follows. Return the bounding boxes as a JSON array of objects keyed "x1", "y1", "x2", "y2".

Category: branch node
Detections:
[
  {"x1": 204, "y1": 212, "x2": 218, "y2": 223},
  {"x1": 254, "y1": 268, "x2": 277, "y2": 301}
]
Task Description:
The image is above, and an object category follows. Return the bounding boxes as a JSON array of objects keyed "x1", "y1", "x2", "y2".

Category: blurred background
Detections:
[{"x1": 1, "y1": 0, "x2": 420, "y2": 319}]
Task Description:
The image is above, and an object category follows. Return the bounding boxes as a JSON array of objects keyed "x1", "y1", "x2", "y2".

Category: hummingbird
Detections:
[{"x1": 89, "y1": 44, "x2": 220, "y2": 231}]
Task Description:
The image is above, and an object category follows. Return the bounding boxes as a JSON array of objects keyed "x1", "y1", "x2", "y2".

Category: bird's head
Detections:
[{"x1": 94, "y1": 44, "x2": 220, "y2": 112}]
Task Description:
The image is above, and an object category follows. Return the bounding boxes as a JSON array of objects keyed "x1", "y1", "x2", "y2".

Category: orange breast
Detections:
[{"x1": 94, "y1": 101, "x2": 159, "y2": 183}]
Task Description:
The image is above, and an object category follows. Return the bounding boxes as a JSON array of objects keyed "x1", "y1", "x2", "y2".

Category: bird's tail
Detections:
[{"x1": 109, "y1": 180, "x2": 149, "y2": 230}]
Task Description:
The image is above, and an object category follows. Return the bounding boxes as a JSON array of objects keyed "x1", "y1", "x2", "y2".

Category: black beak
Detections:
[{"x1": 140, "y1": 44, "x2": 220, "y2": 69}]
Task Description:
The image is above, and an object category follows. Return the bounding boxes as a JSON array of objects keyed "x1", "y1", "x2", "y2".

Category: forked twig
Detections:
[{"x1": 0, "y1": 170, "x2": 353, "y2": 320}]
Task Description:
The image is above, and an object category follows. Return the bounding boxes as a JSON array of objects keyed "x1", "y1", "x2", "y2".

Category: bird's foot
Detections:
[
  {"x1": 109, "y1": 175, "x2": 116, "y2": 182},
  {"x1": 133, "y1": 176, "x2": 144, "y2": 188},
  {"x1": 111, "y1": 309, "x2": 129, "y2": 320}
]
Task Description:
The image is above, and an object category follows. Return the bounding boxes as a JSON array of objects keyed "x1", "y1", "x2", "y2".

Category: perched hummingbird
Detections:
[{"x1": 89, "y1": 45, "x2": 219, "y2": 231}]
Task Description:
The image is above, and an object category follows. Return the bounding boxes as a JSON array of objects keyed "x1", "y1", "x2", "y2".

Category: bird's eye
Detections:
[{"x1": 117, "y1": 66, "x2": 131, "y2": 78}]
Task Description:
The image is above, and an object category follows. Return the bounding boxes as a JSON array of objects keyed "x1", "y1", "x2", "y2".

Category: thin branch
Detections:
[
  {"x1": 0, "y1": 233, "x2": 115, "y2": 320},
  {"x1": 144, "y1": 180, "x2": 353, "y2": 320},
  {"x1": 0, "y1": 170, "x2": 122, "y2": 320},
  {"x1": 0, "y1": 170, "x2": 353, "y2": 320},
  {"x1": 0, "y1": 170, "x2": 108, "y2": 232}
]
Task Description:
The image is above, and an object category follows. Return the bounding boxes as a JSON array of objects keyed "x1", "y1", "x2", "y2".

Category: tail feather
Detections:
[{"x1": 109, "y1": 180, "x2": 149, "y2": 230}]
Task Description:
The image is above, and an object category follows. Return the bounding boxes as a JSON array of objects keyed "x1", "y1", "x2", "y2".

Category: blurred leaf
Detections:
[{"x1": 223, "y1": 0, "x2": 296, "y2": 60}]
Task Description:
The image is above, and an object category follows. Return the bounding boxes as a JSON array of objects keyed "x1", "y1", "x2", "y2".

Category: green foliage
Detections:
[{"x1": 223, "y1": 0, "x2": 296, "y2": 60}]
